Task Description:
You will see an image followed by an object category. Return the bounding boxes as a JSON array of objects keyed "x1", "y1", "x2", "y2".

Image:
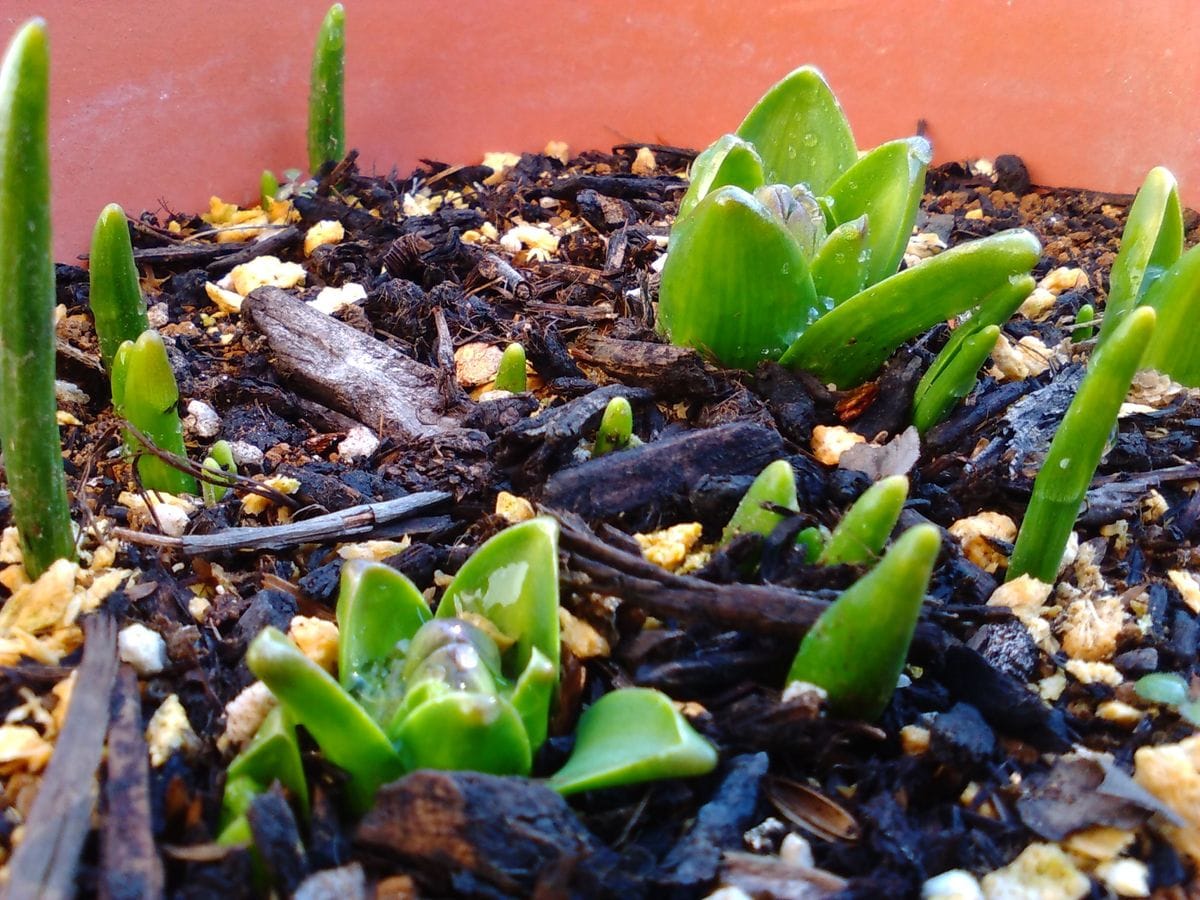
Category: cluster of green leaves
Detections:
[
  {"x1": 1097, "y1": 166, "x2": 1200, "y2": 385},
  {"x1": 658, "y1": 66, "x2": 1041, "y2": 392},
  {"x1": 221, "y1": 517, "x2": 717, "y2": 841},
  {"x1": 0, "y1": 20, "x2": 75, "y2": 577},
  {"x1": 722, "y1": 462, "x2": 935, "y2": 719}
]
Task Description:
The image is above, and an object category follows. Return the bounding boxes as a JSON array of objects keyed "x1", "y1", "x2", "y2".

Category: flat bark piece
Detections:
[
  {"x1": 356, "y1": 771, "x2": 631, "y2": 897},
  {"x1": 113, "y1": 491, "x2": 451, "y2": 555},
  {"x1": 7, "y1": 614, "x2": 118, "y2": 900},
  {"x1": 571, "y1": 334, "x2": 722, "y2": 400},
  {"x1": 129, "y1": 242, "x2": 242, "y2": 266},
  {"x1": 243, "y1": 286, "x2": 470, "y2": 440},
  {"x1": 206, "y1": 225, "x2": 302, "y2": 276},
  {"x1": 100, "y1": 665, "x2": 163, "y2": 900},
  {"x1": 656, "y1": 752, "x2": 770, "y2": 890},
  {"x1": 541, "y1": 422, "x2": 784, "y2": 521}
]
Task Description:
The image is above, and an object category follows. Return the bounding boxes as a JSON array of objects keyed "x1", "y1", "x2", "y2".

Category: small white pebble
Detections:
[
  {"x1": 778, "y1": 832, "x2": 813, "y2": 868},
  {"x1": 337, "y1": 425, "x2": 379, "y2": 463},
  {"x1": 228, "y1": 440, "x2": 264, "y2": 468},
  {"x1": 1094, "y1": 858, "x2": 1150, "y2": 898},
  {"x1": 118, "y1": 623, "x2": 167, "y2": 676},
  {"x1": 217, "y1": 681, "x2": 277, "y2": 755},
  {"x1": 146, "y1": 302, "x2": 170, "y2": 328},
  {"x1": 151, "y1": 503, "x2": 191, "y2": 537},
  {"x1": 703, "y1": 889, "x2": 753, "y2": 900},
  {"x1": 146, "y1": 694, "x2": 198, "y2": 767},
  {"x1": 183, "y1": 399, "x2": 221, "y2": 439},
  {"x1": 921, "y1": 869, "x2": 984, "y2": 900}
]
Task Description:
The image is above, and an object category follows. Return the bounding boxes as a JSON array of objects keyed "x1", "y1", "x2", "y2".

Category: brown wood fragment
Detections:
[
  {"x1": 129, "y1": 241, "x2": 241, "y2": 266},
  {"x1": 540, "y1": 422, "x2": 784, "y2": 522},
  {"x1": 571, "y1": 334, "x2": 723, "y2": 399},
  {"x1": 100, "y1": 666, "x2": 163, "y2": 900},
  {"x1": 243, "y1": 286, "x2": 476, "y2": 441},
  {"x1": 7, "y1": 614, "x2": 118, "y2": 900},
  {"x1": 205, "y1": 225, "x2": 302, "y2": 276}
]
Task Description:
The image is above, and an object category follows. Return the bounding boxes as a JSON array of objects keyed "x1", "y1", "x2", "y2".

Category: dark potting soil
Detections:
[{"x1": 1, "y1": 145, "x2": 1199, "y2": 898}]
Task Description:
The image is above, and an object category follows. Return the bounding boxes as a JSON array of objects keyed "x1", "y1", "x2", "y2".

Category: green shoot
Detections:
[
  {"x1": 0, "y1": 19, "x2": 75, "y2": 577},
  {"x1": 592, "y1": 395, "x2": 633, "y2": 456},
  {"x1": 1137, "y1": 243, "x2": 1200, "y2": 385},
  {"x1": 1072, "y1": 304, "x2": 1095, "y2": 343},
  {"x1": 88, "y1": 203, "x2": 149, "y2": 371},
  {"x1": 721, "y1": 459, "x2": 799, "y2": 545},
  {"x1": 1007, "y1": 306, "x2": 1156, "y2": 582},
  {"x1": 200, "y1": 439, "x2": 237, "y2": 506},
  {"x1": 307, "y1": 3, "x2": 345, "y2": 174},
  {"x1": 260, "y1": 169, "x2": 279, "y2": 208},
  {"x1": 817, "y1": 475, "x2": 908, "y2": 566},
  {"x1": 787, "y1": 524, "x2": 940, "y2": 720},
  {"x1": 493, "y1": 342, "x2": 528, "y2": 393}
]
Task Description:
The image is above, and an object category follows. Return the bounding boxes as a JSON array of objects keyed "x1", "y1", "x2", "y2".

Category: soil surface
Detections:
[{"x1": 2, "y1": 146, "x2": 1200, "y2": 898}]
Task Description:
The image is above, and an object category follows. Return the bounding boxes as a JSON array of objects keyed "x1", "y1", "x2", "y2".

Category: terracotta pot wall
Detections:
[{"x1": 6, "y1": 1, "x2": 1199, "y2": 260}]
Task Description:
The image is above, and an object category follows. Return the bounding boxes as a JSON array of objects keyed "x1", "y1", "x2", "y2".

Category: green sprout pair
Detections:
[
  {"x1": 221, "y1": 517, "x2": 716, "y2": 840},
  {"x1": 0, "y1": 20, "x2": 75, "y2": 577},
  {"x1": 658, "y1": 66, "x2": 1041, "y2": 390},
  {"x1": 722, "y1": 462, "x2": 935, "y2": 719}
]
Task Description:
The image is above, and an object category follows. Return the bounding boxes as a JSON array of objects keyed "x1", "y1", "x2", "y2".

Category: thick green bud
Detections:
[
  {"x1": 493, "y1": 342, "x2": 527, "y2": 393},
  {"x1": 818, "y1": 475, "x2": 908, "y2": 566},
  {"x1": 721, "y1": 459, "x2": 799, "y2": 546},
  {"x1": 593, "y1": 395, "x2": 633, "y2": 456}
]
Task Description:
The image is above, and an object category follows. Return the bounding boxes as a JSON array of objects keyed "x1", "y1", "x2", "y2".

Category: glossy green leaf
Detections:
[
  {"x1": 818, "y1": 475, "x2": 908, "y2": 566},
  {"x1": 114, "y1": 330, "x2": 197, "y2": 495},
  {"x1": 787, "y1": 524, "x2": 940, "y2": 720},
  {"x1": 494, "y1": 342, "x2": 527, "y2": 393},
  {"x1": 1134, "y1": 672, "x2": 1188, "y2": 707},
  {"x1": 678, "y1": 134, "x2": 765, "y2": 221},
  {"x1": 392, "y1": 690, "x2": 532, "y2": 775},
  {"x1": 735, "y1": 66, "x2": 856, "y2": 194},
  {"x1": 247, "y1": 626, "x2": 404, "y2": 814},
  {"x1": 509, "y1": 646, "x2": 556, "y2": 751},
  {"x1": 88, "y1": 203, "x2": 149, "y2": 371},
  {"x1": 0, "y1": 19, "x2": 75, "y2": 577},
  {"x1": 826, "y1": 138, "x2": 931, "y2": 286},
  {"x1": 911, "y1": 325, "x2": 999, "y2": 433},
  {"x1": 795, "y1": 525, "x2": 827, "y2": 563},
  {"x1": 912, "y1": 274, "x2": 1034, "y2": 413},
  {"x1": 437, "y1": 516, "x2": 561, "y2": 678},
  {"x1": 811, "y1": 215, "x2": 870, "y2": 306},
  {"x1": 336, "y1": 560, "x2": 431, "y2": 714},
  {"x1": 218, "y1": 706, "x2": 309, "y2": 842},
  {"x1": 780, "y1": 228, "x2": 1042, "y2": 388},
  {"x1": 721, "y1": 459, "x2": 798, "y2": 545},
  {"x1": 1138, "y1": 243, "x2": 1200, "y2": 386},
  {"x1": 659, "y1": 186, "x2": 819, "y2": 370},
  {"x1": 307, "y1": 3, "x2": 345, "y2": 173},
  {"x1": 593, "y1": 395, "x2": 633, "y2": 457},
  {"x1": 1072, "y1": 304, "x2": 1095, "y2": 343},
  {"x1": 548, "y1": 688, "x2": 717, "y2": 795},
  {"x1": 1098, "y1": 166, "x2": 1182, "y2": 344},
  {"x1": 1007, "y1": 307, "x2": 1156, "y2": 583}
]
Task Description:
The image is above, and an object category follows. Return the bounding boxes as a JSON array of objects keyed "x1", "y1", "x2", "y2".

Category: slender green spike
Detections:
[
  {"x1": 811, "y1": 216, "x2": 870, "y2": 306},
  {"x1": 1098, "y1": 167, "x2": 1182, "y2": 344},
  {"x1": 1008, "y1": 306, "x2": 1156, "y2": 583},
  {"x1": 494, "y1": 342, "x2": 527, "y2": 393},
  {"x1": 780, "y1": 228, "x2": 1042, "y2": 388},
  {"x1": 593, "y1": 396, "x2": 633, "y2": 456},
  {"x1": 735, "y1": 66, "x2": 857, "y2": 194},
  {"x1": 113, "y1": 330, "x2": 197, "y2": 495},
  {"x1": 200, "y1": 439, "x2": 237, "y2": 506},
  {"x1": 437, "y1": 516, "x2": 561, "y2": 679},
  {"x1": 247, "y1": 626, "x2": 404, "y2": 814},
  {"x1": 307, "y1": 3, "x2": 345, "y2": 173},
  {"x1": 912, "y1": 275, "x2": 1033, "y2": 412},
  {"x1": 677, "y1": 134, "x2": 765, "y2": 221},
  {"x1": 1072, "y1": 304, "x2": 1095, "y2": 343},
  {"x1": 825, "y1": 138, "x2": 932, "y2": 286},
  {"x1": 88, "y1": 203, "x2": 149, "y2": 371},
  {"x1": 659, "y1": 185, "x2": 819, "y2": 370},
  {"x1": 818, "y1": 475, "x2": 908, "y2": 566},
  {"x1": 721, "y1": 459, "x2": 799, "y2": 546},
  {"x1": 0, "y1": 20, "x2": 75, "y2": 577},
  {"x1": 218, "y1": 706, "x2": 309, "y2": 841},
  {"x1": 548, "y1": 688, "x2": 717, "y2": 795},
  {"x1": 911, "y1": 325, "x2": 999, "y2": 433},
  {"x1": 260, "y1": 169, "x2": 279, "y2": 209},
  {"x1": 1138, "y1": 243, "x2": 1200, "y2": 385},
  {"x1": 787, "y1": 524, "x2": 940, "y2": 720},
  {"x1": 392, "y1": 691, "x2": 532, "y2": 775}
]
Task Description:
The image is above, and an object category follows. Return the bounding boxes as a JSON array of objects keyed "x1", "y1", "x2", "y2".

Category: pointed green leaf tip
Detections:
[
  {"x1": 678, "y1": 133, "x2": 765, "y2": 221},
  {"x1": 1139, "y1": 243, "x2": 1200, "y2": 386},
  {"x1": 721, "y1": 459, "x2": 798, "y2": 545},
  {"x1": 593, "y1": 395, "x2": 633, "y2": 456},
  {"x1": 818, "y1": 475, "x2": 908, "y2": 566},
  {"x1": 735, "y1": 65, "x2": 856, "y2": 195},
  {"x1": 658, "y1": 186, "x2": 819, "y2": 370},
  {"x1": 307, "y1": 3, "x2": 346, "y2": 173},
  {"x1": 788, "y1": 524, "x2": 940, "y2": 720},
  {"x1": 780, "y1": 228, "x2": 1041, "y2": 388},
  {"x1": 549, "y1": 688, "x2": 717, "y2": 795},
  {"x1": 89, "y1": 203, "x2": 150, "y2": 371},
  {"x1": 494, "y1": 342, "x2": 528, "y2": 393},
  {"x1": 0, "y1": 18, "x2": 76, "y2": 577},
  {"x1": 1007, "y1": 306, "x2": 1155, "y2": 583}
]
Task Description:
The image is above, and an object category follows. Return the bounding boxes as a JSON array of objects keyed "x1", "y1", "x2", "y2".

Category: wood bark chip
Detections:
[
  {"x1": 243, "y1": 286, "x2": 477, "y2": 442},
  {"x1": 571, "y1": 334, "x2": 722, "y2": 400},
  {"x1": 205, "y1": 225, "x2": 302, "y2": 276},
  {"x1": 7, "y1": 614, "x2": 118, "y2": 900},
  {"x1": 100, "y1": 666, "x2": 163, "y2": 900}
]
